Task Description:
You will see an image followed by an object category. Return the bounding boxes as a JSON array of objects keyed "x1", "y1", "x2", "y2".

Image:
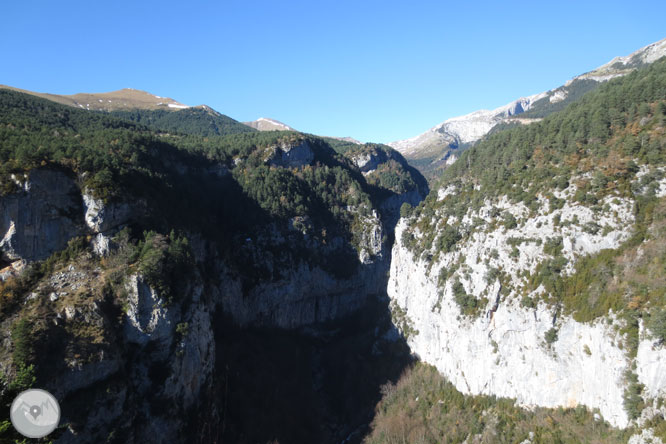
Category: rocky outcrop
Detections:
[
  {"x1": 353, "y1": 151, "x2": 386, "y2": 173},
  {"x1": 0, "y1": 169, "x2": 136, "y2": 265},
  {"x1": 266, "y1": 140, "x2": 314, "y2": 168},
  {"x1": 83, "y1": 191, "x2": 131, "y2": 234},
  {"x1": 83, "y1": 190, "x2": 133, "y2": 256},
  {"x1": 47, "y1": 270, "x2": 216, "y2": 443},
  {"x1": 123, "y1": 274, "x2": 176, "y2": 348}
]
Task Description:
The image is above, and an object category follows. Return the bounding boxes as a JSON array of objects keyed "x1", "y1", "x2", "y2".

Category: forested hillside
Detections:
[{"x1": 109, "y1": 107, "x2": 255, "y2": 137}]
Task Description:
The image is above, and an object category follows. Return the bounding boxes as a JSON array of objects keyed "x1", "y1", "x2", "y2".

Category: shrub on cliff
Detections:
[
  {"x1": 137, "y1": 230, "x2": 194, "y2": 303},
  {"x1": 649, "y1": 309, "x2": 666, "y2": 344}
]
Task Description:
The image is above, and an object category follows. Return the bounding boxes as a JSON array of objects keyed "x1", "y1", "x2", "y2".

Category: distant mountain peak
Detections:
[
  {"x1": 243, "y1": 117, "x2": 295, "y2": 132},
  {"x1": 576, "y1": 38, "x2": 666, "y2": 82},
  {"x1": 329, "y1": 136, "x2": 363, "y2": 145}
]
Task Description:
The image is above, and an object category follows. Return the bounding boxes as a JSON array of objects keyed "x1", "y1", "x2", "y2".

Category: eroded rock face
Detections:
[
  {"x1": 0, "y1": 169, "x2": 136, "y2": 263},
  {"x1": 123, "y1": 274, "x2": 175, "y2": 348},
  {"x1": 636, "y1": 322, "x2": 666, "y2": 401},
  {"x1": 48, "y1": 271, "x2": 216, "y2": 443},
  {"x1": 353, "y1": 151, "x2": 386, "y2": 173},
  {"x1": 219, "y1": 259, "x2": 385, "y2": 329},
  {"x1": 0, "y1": 169, "x2": 83, "y2": 263},
  {"x1": 83, "y1": 190, "x2": 132, "y2": 234},
  {"x1": 83, "y1": 190, "x2": 133, "y2": 256},
  {"x1": 387, "y1": 179, "x2": 666, "y2": 429},
  {"x1": 388, "y1": 220, "x2": 633, "y2": 427}
]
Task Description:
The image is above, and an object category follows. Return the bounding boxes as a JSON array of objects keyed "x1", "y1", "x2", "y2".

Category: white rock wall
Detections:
[
  {"x1": 637, "y1": 321, "x2": 666, "y2": 401},
  {"x1": 389, "y1": 219, "x2": 631, "y2": 426}
]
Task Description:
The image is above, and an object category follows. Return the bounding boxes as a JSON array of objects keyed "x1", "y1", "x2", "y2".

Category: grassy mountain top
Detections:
[
  {"x1": 0, "y1": 84, "x2": 254, "y2": 137},
  {"x1": 0, "y1": 85, "x2": 188, "y2": 111}
]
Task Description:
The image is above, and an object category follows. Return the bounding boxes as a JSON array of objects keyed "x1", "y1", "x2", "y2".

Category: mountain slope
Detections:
[
  {"x1": 391, "y1": 38, "x2": 666, "y2": 181},
  {"x1": 388, "y1": 57, "x2": 666, "y2": 433}
]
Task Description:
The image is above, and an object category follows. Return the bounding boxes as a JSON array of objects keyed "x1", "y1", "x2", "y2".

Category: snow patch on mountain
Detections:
[
  {"x1": 390, "y1": 38, "x2": 666, "y2": 162},
  {"x1": 578, "y1": 38, "x2": 666, "y2": 82},
  {"x1": 243, "y1": 117, "x2": 296, "y2": 132},
  {"x1": 390, "y1": 92, "x2": 547, "y2": 156}
]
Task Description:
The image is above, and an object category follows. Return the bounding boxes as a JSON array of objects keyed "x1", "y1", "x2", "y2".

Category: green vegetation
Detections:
[
  {"x1": 545, "y1": 327, "x2": 559, "y2": 344},
  {"x1": 538, "y1": 196, "x2": 666, "y2": 326},
  {"x1": 390, "y1": 301, "x2": 418, "y2": 340},
  {"x1": 11, "y1": 319, "x2": 33, "y2": 366},
  {"x1": 437, "y1": 226, "x2": 462, "y2": 254},
  {"x1": 623, "y1": 370, "x2": 645, "y2": 420},
  {"x1": 649, "y1": 308, "x2": 666, "y2": 344},
  {"x1": 452, "y1": 279, "x2": 482, "y2": 316},
  {"x1": 400, "y1": 202, "x2": 413, "y2": 218},
  {"x1": 0, "y1": 319, "x2": 37, "y2": 442},
  {"x1": 365, "y1": 362, "x2": 631, "y2": 444},
  {"x1": 136, "y1": 231, "x2": 194, "y2": 304},
  {"x1": 109, "y1": 107, "x2": 255, "y2": 137}
]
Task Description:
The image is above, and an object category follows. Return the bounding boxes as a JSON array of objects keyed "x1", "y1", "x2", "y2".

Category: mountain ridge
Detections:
[{"x1": 390, "y1": 37, "x2": 666, "y2": 181}]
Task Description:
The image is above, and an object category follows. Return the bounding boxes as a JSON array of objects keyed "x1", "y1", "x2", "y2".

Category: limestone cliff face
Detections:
[
  {"x1": 389, "y1": 221, "x2": 630, "y2": 426},
  {"x1": 387, "y1": 179, "x2": 666, "y2": 428},
  {"x1": 213, "y1": 207, "x2": 388, "y2": 329},
  {"x1": 0, "y1": 169, "x2": 83, "y2": 264},
  {"x1": 82, "y1": 190, "x2": 133, "y2": 255},
  {"x1": 218, "y1": 255, "x2": 385, "y2": 329},
  {"x1": 0, "y1": 164, "x2": 392, "y2": 330},
  {"x1": 265, "y1": 140, "x2": 315, "y2": 168}
]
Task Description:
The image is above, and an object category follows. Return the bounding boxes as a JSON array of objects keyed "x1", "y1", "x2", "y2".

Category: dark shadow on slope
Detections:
[{"x1": 190, "y1": 295, "x2": 412, "y2": 444}]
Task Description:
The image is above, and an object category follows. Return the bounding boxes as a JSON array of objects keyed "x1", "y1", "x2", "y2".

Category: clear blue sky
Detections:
[{"x1": 2, "y1": 0, "x2": 665, "y2": 143}]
